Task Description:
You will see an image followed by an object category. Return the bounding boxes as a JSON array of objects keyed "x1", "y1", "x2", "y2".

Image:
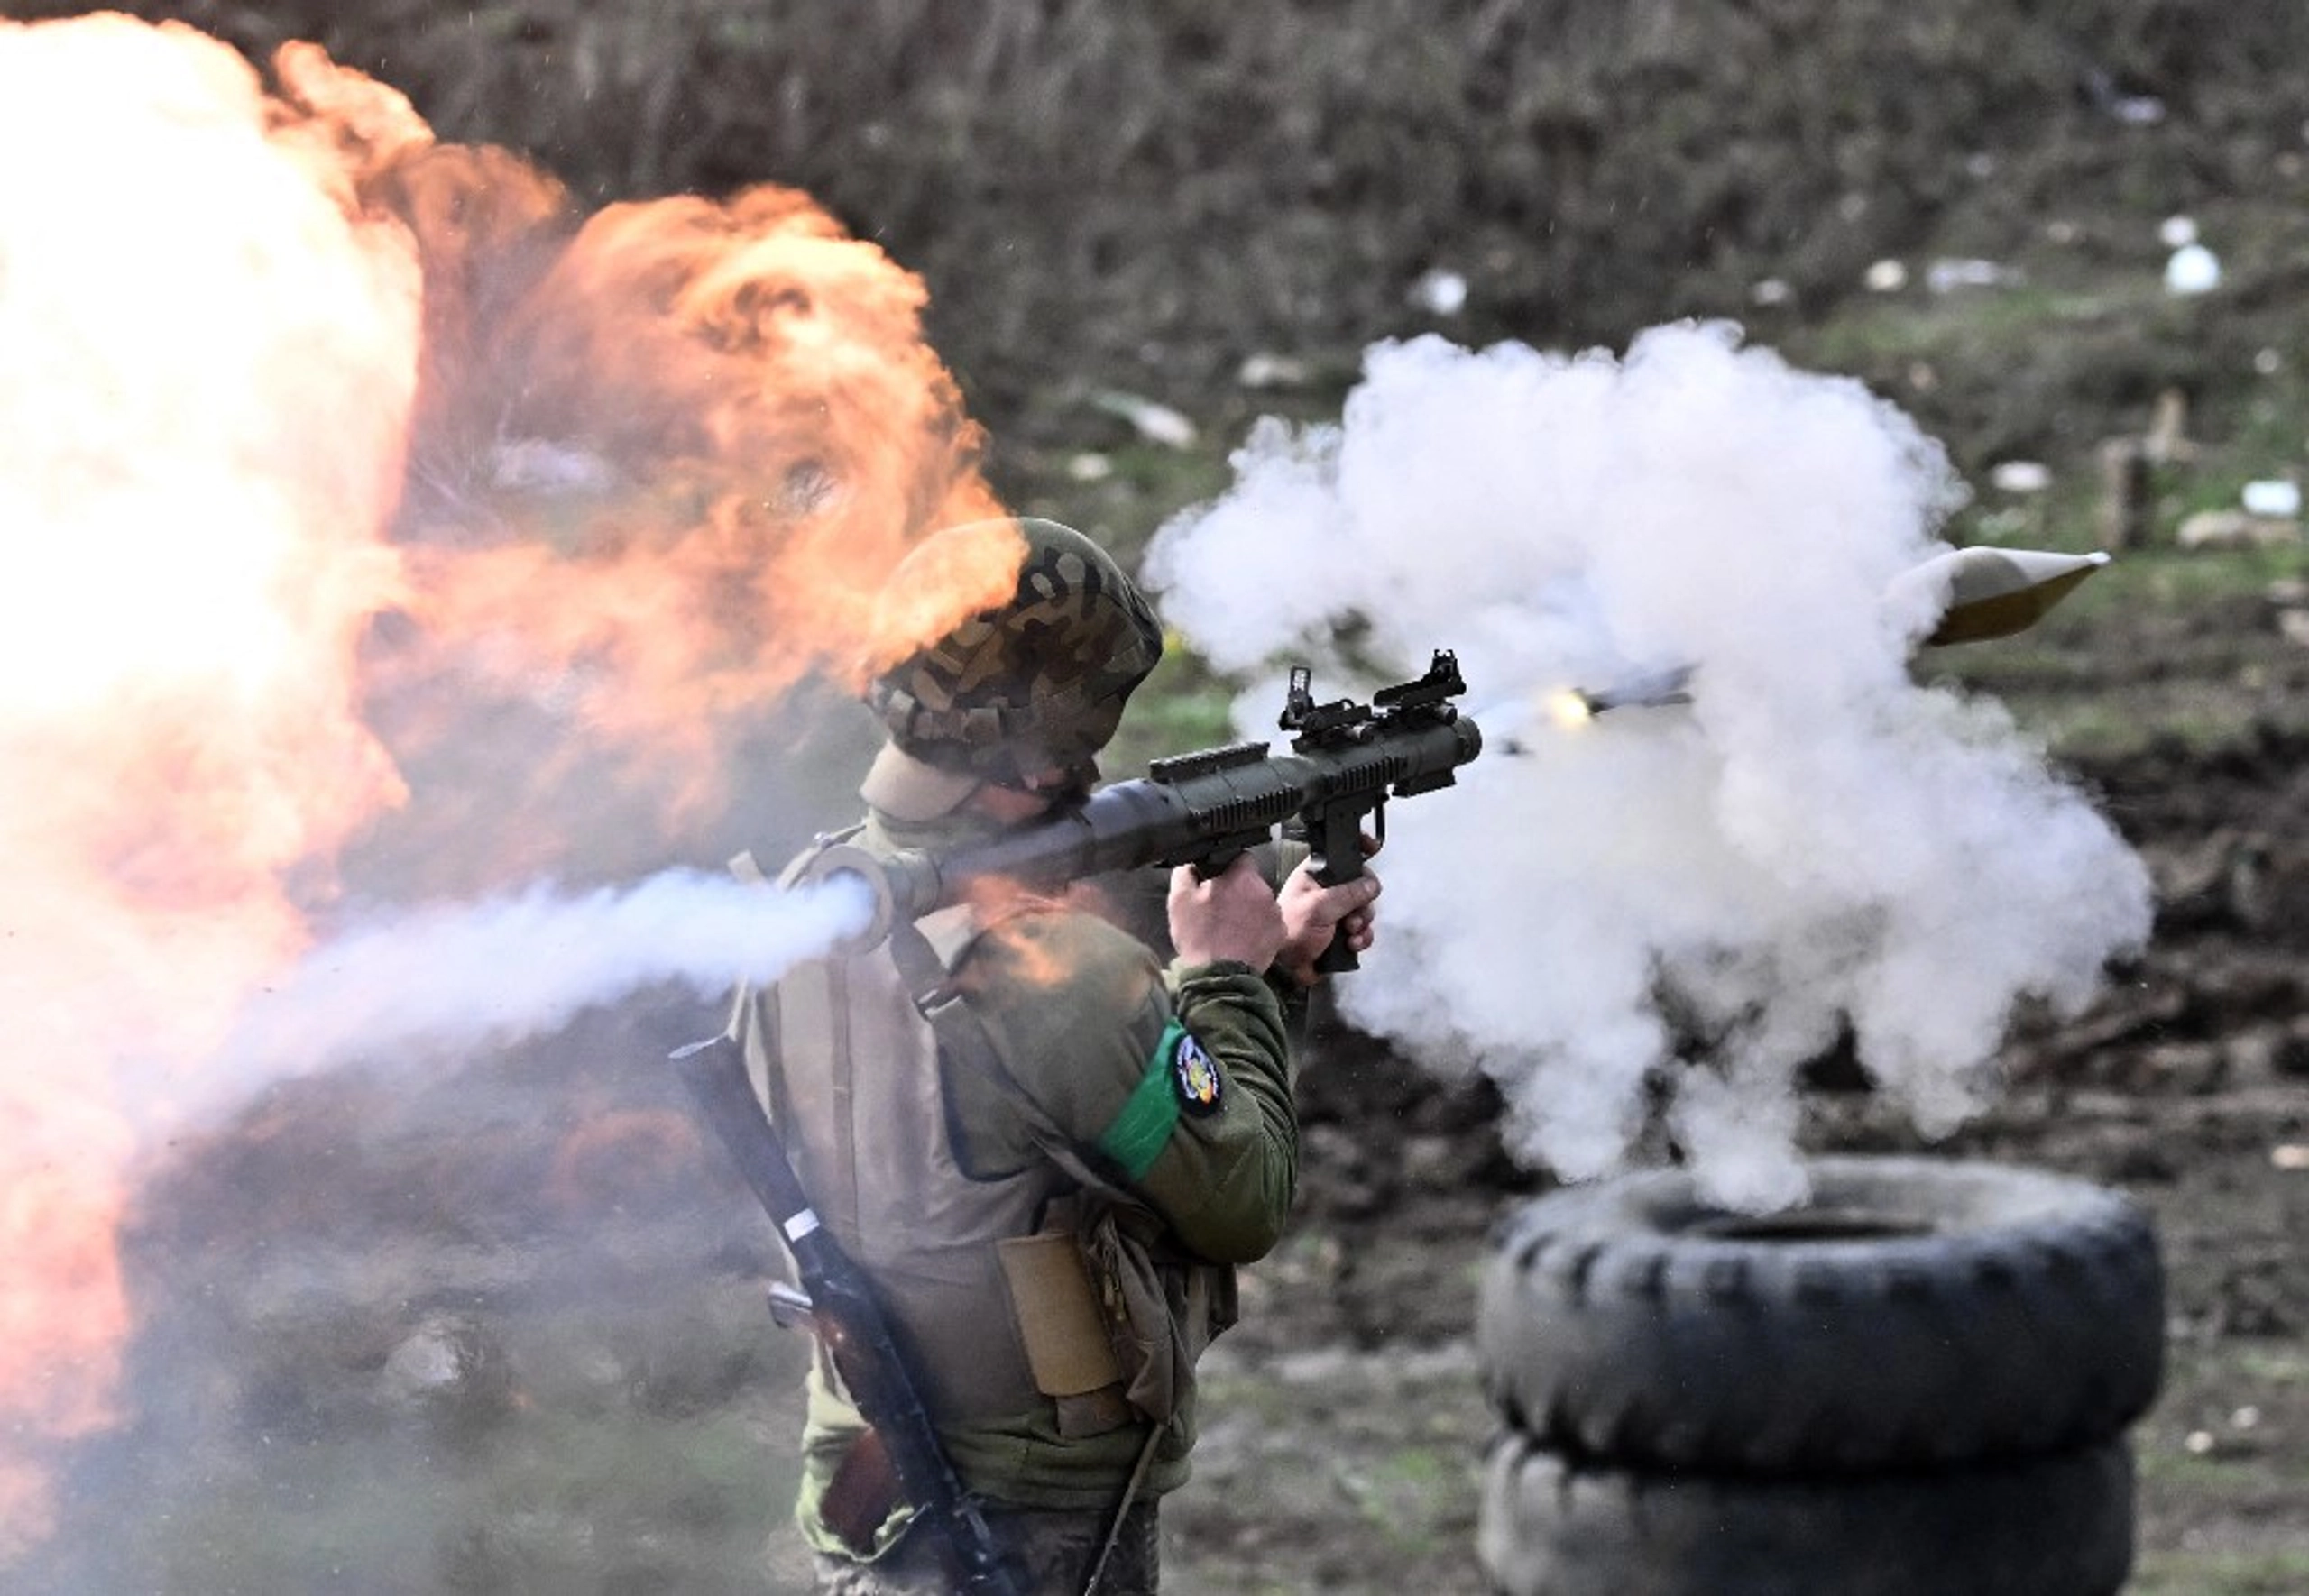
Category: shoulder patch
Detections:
[{"x1": 1171, "y1": 1031, "x2": 1224, "y2": 1117}]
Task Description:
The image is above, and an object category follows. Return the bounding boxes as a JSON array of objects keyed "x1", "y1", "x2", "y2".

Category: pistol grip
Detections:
[{"x1": 1308, "y1": 802, "x2": 1374, "y2": 974}]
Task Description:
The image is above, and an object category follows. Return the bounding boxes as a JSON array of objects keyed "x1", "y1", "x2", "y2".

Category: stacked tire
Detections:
[{"x1": 1475, "y1": 1157, "x2": 2165, "y2": 1596}]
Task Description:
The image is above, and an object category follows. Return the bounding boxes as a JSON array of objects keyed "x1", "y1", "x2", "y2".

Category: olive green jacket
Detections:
[{"x1": 777, "y1": 807, "x2": 1301, "y2": 1543}]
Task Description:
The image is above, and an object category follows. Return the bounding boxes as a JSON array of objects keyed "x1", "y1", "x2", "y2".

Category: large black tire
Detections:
[
  {"x1": 1478, "y1": 1157, "x2": 2163, "y2": 1472},
  {"x1": 1477, "y1": 1428, "x2": 2135, "y2": 1596}
]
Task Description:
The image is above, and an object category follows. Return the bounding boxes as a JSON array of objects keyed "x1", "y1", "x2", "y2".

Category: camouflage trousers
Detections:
[{"x1": 812, "y1": 1500, "x2": 1159, "y2": 1596}]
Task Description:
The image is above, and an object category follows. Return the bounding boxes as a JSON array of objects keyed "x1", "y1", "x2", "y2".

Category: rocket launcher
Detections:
[{"x1": 798, "y1": 649, "x2": 1484, "y2": 974}]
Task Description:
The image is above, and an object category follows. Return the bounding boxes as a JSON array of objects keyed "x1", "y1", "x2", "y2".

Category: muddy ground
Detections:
[{"x1": 1158, "y1": 729, "x2": 2309, "y2": 1594}]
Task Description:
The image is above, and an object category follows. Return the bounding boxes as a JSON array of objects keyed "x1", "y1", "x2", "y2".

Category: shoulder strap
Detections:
[
  {"x1": 732, "y1": 826, "x2": 869, "y2": 1152},
  {"x1": 886, "y1": 913, "x2": 1135, "y2": 1203}
]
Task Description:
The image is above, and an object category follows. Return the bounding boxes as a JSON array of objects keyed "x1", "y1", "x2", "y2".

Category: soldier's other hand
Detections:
[
  {"x1": 1274, "y1": 849, "x2": 1383, "y2": 987},
  {"x1": 1169, "y1": 852, "x2": 1288, "y2": 973}
]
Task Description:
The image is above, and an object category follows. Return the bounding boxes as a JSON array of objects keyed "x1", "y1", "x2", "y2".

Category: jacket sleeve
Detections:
[{"x1": 952, "y1": 908, "x2": 1301, "y2": 1265}]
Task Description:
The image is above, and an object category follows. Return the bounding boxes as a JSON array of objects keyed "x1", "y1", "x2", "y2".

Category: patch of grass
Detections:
[
  {"x1": 2132, "y1": 1547, "x2": 2309, "y2": 1596},
  {"x1": 1102, "y1": 641, "x2": 1246, "y2": 774},
  {"x1": 2136, "y1": 1439, "x2": 2281, "y2": 1493},
  {"x1": 1795, "y1": 280, "x2": 2157, "y2": 375},
  {"x1": 2233, "y1": 1348, "x2": 2309, "y2": 1385},
  {"x1": 2024, "y1": 698, "x2": 2246, "y2": 762},
  {"x1": 1333, "y1": 1445, "x2": 1479, "y2": 1554}
]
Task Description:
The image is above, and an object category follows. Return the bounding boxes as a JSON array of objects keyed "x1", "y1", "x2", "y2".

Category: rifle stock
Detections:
[{"x1": 670, "y1": 1032, "x2": 1026, "y2": 1596}]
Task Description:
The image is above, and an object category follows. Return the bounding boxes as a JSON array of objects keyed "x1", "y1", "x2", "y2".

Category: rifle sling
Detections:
[
  {"x1": 884, "y1": 916, "x2": 1215, "y2": 1385},
  {"x1": 885, "y1": 913, "x2": 1164, "y2": 1542},
  {"x1": 885, "y1": 915, "x2": 1128, "y2": 1202}
]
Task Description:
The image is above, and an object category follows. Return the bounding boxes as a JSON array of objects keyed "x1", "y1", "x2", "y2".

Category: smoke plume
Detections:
[
  {"x1": 1149, "y1": 325, "x2": 2154, "y2": 1209},
  {"x1": 218, "y1": 872, "x2": 870, "y2": 1098}
]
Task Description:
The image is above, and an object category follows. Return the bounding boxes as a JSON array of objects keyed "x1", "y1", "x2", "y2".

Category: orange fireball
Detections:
[{"x1": 0, "y1": 14, "x2": 1020, "y2": 1564}]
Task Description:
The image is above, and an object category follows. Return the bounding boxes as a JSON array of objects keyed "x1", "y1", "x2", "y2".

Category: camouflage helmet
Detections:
[{"x1": 861, "y1": 518, "x2": 1161, "y2": 817}]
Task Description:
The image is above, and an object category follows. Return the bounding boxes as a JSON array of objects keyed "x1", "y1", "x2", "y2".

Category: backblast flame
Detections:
[
  {"x1": 1, "y1": 15, "x2": 1015, "y2": 1561},
  {"x1": 0, "y1": 14, "x2": 420, "y2": 1551},
  {"x1": 268, "y1": 39, "x2": 1015, "y2": 879},
  {"x1": 392, "y1": 179, "x2": 1009, "y2": 719}
]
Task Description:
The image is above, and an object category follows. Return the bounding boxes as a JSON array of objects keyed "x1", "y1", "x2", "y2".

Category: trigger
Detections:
[{"x1": 1194, "y1": 846, "x2": 1245, "y2": 881}]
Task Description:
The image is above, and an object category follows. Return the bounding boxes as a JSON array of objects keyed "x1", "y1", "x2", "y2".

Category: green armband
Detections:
[{"x1": 1096, "y1": 1018, "x2": 1190, "y2": 1180}]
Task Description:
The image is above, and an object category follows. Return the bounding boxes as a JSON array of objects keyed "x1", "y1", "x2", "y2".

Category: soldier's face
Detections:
[{"x1": 977, "y1": 759, "x2": 1098, "y2": 821}]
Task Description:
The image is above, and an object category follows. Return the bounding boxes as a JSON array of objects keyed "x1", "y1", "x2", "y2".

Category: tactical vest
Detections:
[{"x1": 735, "y1": 841, "x2": 1237, "y2": 1441}]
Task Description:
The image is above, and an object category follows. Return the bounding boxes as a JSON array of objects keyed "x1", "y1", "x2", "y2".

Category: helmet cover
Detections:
[{"x1": 865, "y1": 518, "x2": 1162, "y2": 792}]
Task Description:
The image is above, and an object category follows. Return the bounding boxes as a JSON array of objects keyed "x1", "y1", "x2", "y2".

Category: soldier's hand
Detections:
[
  {"x1": 1169, "y1": 852, "x2": 1288, "y2": 972},
  {"x1": 1274, "y1": 844, "x2": 1382, "y2": 986}
]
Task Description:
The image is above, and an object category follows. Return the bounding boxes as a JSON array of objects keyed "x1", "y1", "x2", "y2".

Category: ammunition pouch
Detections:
[
  {"x1": 998, "y1": 1190, "x2": 1237, "y2": 1439},
  {"x1": 998, "y1": 1220, "x2": 1133, "y2": 1437},
  {"x1": 1075, "y1": 1193, "x2": 1238, "y2": 1426}
]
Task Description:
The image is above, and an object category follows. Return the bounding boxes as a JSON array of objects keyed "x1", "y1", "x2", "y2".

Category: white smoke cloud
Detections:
[
  {"x1": 211, "y1": 872, "x2": 869, "y2": 1099},
  {"x1": 1149, "y1": 323, "x2": 2153, "y2": 1209}
]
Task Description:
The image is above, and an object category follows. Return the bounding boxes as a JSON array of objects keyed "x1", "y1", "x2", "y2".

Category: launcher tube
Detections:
[{"x1": 801, "y1": 653, "x2": 1484, "y2": 962}]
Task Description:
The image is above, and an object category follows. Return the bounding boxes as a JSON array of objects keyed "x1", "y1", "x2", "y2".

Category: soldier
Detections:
[{"x1": 735, "y1": 518, "x2": 1380, "y2": 1594}]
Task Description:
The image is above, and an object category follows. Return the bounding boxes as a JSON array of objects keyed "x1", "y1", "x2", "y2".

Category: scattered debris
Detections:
[
  {"x1": 1926, "y1": 257, "x2": 2020, "y2": 294},
  {"x1": 1237, "y1": 352, "x2": 1311, "y2": 390},
  {"x1": 1065, "y1": 451, "x2": 1115, "y2": 482},
  {"x1": 1090, "y1": 389, "x2": 1198, "y2": 447},
  {"x1": 381, "y1": 1311, "x2": 516, "y2": 1433},
  {"x1": 2165, "y1": 243, "x2": 2222, "y2": 296},
  {"x1": 2158, "y1": 216, "x2": 2199, "y2": 249},
  {"x1": 1863, "y1": 259, "x2": 1909, "y2": 293},
  {"x1": 2274, "y1": 1145, "x2": 2309, "y2": 1172},
  {"x1": 2082, "y1": 67, "x2": 2166, "y2": 125},
  {"x1": 1990, "y1": 460, "x2": 2053, "y2": 494},
  {"x1": 1407, "y1": 267, "x2": 1468, "y2": 316},
  {"x1": 2241, "y1": 480, "x2": 2301, "y2": 518},
  {"x1": 1750, "y1": 278, "x2": 1794, "y2": 307},
  {"x1": 2175, "y1": 509, "x2": 2302, "y2": 552}
]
